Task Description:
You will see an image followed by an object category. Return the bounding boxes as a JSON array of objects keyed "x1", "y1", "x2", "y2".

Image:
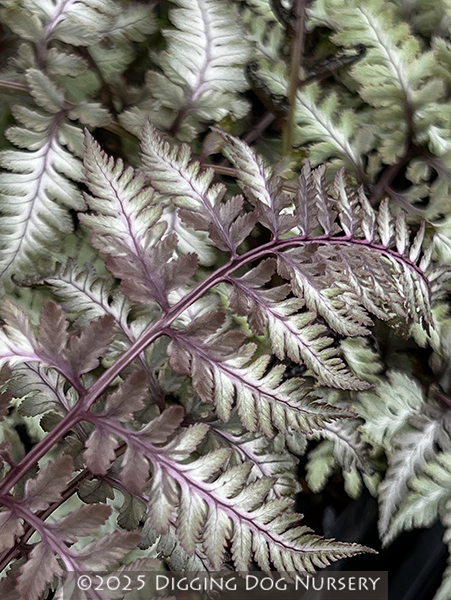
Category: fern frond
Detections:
[
  {"x1": 40, "y1": 259, "x2": 167, "y2": 408},
  {"x1": 0, "y1": 301, "x2": 46, "y2": 369},
  {"x1": 228, "y1": 260, "x2": 369, "y2": 389},
  {"x1": 0, "y1": 299, "x2": 116, "y2": 393},
  {"x1": 42, "y1": 259, "x2": 131, "y2": 330},
  {"x1": 240, "y1": 4, "x2": 285, "y2": 65},
  {"x1": 378, "y1": 407, "x2": 449, "y2": 543},
  {"x1": 213, "y1": 128, "x2": 295, "y2": 239},
  {"x1": 141, "y1": 122, "x2": 257, "y2": 257},
  {"x1": 308, "y1": 0, "x2": 441, "y2": 163},
  {"x1": 340, "y1": 337, "x2": 383, "y2": 384},
  {"x1": 357, "y1": 370, "x2": 425, "y2": 450},
  {"x1": 0, "y1": 94, "x2": 84, "y2": 284},
  {"x1": 0, "y1": 0, "x2": 154, "y2": 97},
  {"x1": 85, "y1": 407, "x2": 372, "y2": 572},
  {"x1": 72, "y1": 128, "x2": 433, "y2": 399},
  {"x1": 120, "y1": 0, "x2": 250, "y2": 140},
  {"x1": 141, "y1": 520, "x2": 214, "y2": 572},
  {"x1": 12, "y1": 364, "x2": 73, "y2": 417},
  {"x1": 276, "y1": 249, "x2": 372, "y2": 336},
  {"x1": 309, "y1": 416, "x2": 375, "y2": 498},
  {"x1": 384, "y1": 451, "x2": 451, "y2": 546},
  {"x1": 208, "y1": 421, "x2": 302, "y2": 498},
  {"x1": 254, "y1": 60, "x2": 372, "y2": 177},
  {"x1": 11, "y1": 501, "x2": 141, "y2": 600},
  {"x1": 168, "y1": 311, "x2": 355, "y2": 436},
  {"x1": 82, "y1": 132, "x2": 198, "y2": 309}
]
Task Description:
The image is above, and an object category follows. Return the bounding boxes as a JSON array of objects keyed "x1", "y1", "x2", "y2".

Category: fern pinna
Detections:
[{"x1": 0, "y1": 122, "x2": 434, "y2": 599}]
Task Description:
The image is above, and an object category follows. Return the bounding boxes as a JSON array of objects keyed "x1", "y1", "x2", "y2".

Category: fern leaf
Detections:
[
  {"x1": 75, "y1": 531, "x2": 141, "y2": 569},
  {"x1": 306, "y1": 440, "x2": 337, "y2": 494},
  {"x1": 102, "y1": 3, "x2": 156, "y2": 45},
  {"x1": 254, "y1": 61, "x2": 371, "y2": 175},
  {"x1": 65, "y1": 315, "x2": 115, "y2": 376},
  {"x1": 376, "y1": 199, "x2": 394, "y2": 247},
  {"x1": 309, "y1": 0, "x2": 439, "y2": 163},
  {"x1": 378, "y1": 408, "x2": 447, "y2": 542},
  {"x1": 84, "y1": 429, "x2": 119, "y2": 475},
  {"x1": 0, "y1": 561, "x2": 21, "y2": 600},
  {"x1": 331, "y1": 246, "x2": 396, "y2": 321},
  {"x1": 17, "y1": 543, "x2": 62, "y2": 600},
  {"x1": 238, "y1": 0, "x2": 277, "y2": 21},
  {"x1": 213, "y1": 128, "x2": 294, "y2": 238},
  {"x1": 357, "y1": 371, "x2": 426, "y2": 450},
  {"x1": 121, "y1": 0, "x2": 250, "y2": 139},
  {"x1": 120, "y1": 446, "x2": 150, "y2": 497},
  {"x1": 276, "y1": 249, "x2": 372, "y2": 336},
  {"x1": 384, "y1": 451, "x2": 451, "y2": 546},
  {"x1": 82, "y1": 132, "x2": 198, "y2": 309},
  {"x1": 13, "y1": 500, "x2": 139, "y2": 600},
  {"x1": 44, "y1": 0, "x2": 117, "y2": 47},
  {"x1": 43, "y1": 259, "x2": 131, "y2": 329},
  {"x1": 0, "y1": 512, "x2": 24, "y2": 554},
  {"x1": 141, "y1": 520, "x2": 214, "y2": 571},
  {"x1": 39, "y1": 260, "x2": 167, "y2": 406},
  {"x1": 295, "y1": 161, "x2": 322, "y2": 236},
  {"x1": 82, "y1": 132, "x2": 162, "y2": 255},
  {"x1": 37, "y1": 301, "x2": 69, "y2": 360},
  {"x1": 24, "y1": 454, "x2": 73, "y2": 511},
  {"x1": 308, "y1": 417, "x2": 374, "y2": 498},
  {"x1": 103, "y1": 370, "x2": 148, "y2": 422},
  {"x1": 320, "y1": 418, "x2": 374, "y2": 476},
  {"x1": 54, "y1": 503, "x2": 112, "y2": 543},
  {"x1": 94, "y1": 411, "x2": 372, "y2": 572},
  {"x1": 0, "y1": 100, "x2": 84, "y2": 283},
  {"x1": 12, "y1": 364, "x2": 69, "y2": 417},
  {"x1": 168, "y1": 312, "x2": 355, "y2": 435},
  {"x1": 208, "y1": 421, "x2": 302, "y2": 498},
  {"x1": 410, "y1": 221, "x2": 426, "y2": 263},
  {"x1": 228, "y1": 266, "x2": 368, "y2": 389},
  {"x1": 340, "y1": 337, "x2": 383, "y2": 384},
  {"x1": 141, "y1": 122, "x2": 253, "y2": 256},
  {"x1": 0, "y1": 301, "x2": 42, "y2": 368}
]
